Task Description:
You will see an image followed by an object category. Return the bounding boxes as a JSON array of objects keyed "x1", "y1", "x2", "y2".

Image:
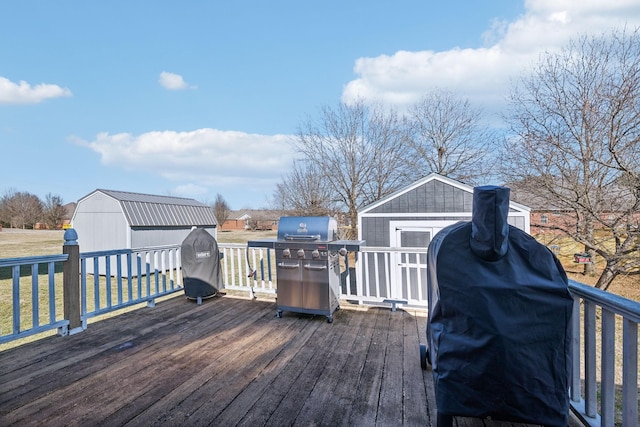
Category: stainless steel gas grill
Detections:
[{"x1": 249, "y1": 216, "x2": 363, "y2": 323}]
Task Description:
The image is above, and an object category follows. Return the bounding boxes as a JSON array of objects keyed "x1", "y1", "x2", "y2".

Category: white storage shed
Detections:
[
  {"x1": 356, "y1": 173, "x2": 531, "y2": 304},
  {"x1": 71, "y1": 189, "x2": 218, "y2": 275}
]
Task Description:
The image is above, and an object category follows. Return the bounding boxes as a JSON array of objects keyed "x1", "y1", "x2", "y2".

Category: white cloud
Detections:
[
  {"x1": 158, "y1": 71, "x2": 195, "y2": 90},
  {"x1": 0, "y1": 76, "x2": 72, "y2": 104},
  {"x1": 77, "y1": 128, "x2": 294, "y2": 198},
  {"x1": 171, "y1": 183, "x2": 209, "y2": 198},
  {"x1": 342, "y1": 0, "x2": 640, "y2": 114}
]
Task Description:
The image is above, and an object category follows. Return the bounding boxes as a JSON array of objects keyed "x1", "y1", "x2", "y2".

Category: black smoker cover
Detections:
[
  {"x1": 426, "y1": 186, "x2": 572, "y2": 426},
  {"x1": 181, "y1": 228, "x2": 223, "y2": 299}
]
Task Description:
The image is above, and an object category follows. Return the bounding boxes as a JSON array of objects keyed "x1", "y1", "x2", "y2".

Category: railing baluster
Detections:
[
  {"x1": 145, "y1": 252, "x2": 151, "y2": 297},
  {"x1": 621, "y1": 319, "x2": 638, "y2": 427},
  {"x1": 254, "y1": 249, "x2": 269, "y2": 289},
  {"x1": 177, "y1": 247, "x2": 182, "y2": 286},
  {"x1": 240, "y1": 247, "x2": 247, "y2": 287},
  {"x1": 374, "y1": 253, "x2": 381, "y2": 299},
  {"x1": 230, "y1": 247, "x2": 237, "y2": 286},
  {"x1": 168, "y1": 249, "x2": 174, "y2": 289},
  {"x1": 600, "y1": 309, "x2": 615, "y2": 426},
  {"x1": 81, "y1": 258, "x2": 87, "y2": 329},
  {"x1": 584, "y1": 301, "x2": 597, "y2": 418},
  {"x1": 221, "y1": 247, "x2": 229, "y2": 285},
  {"x1": 137, "y1": 254, "x2": 142, "y2": 299},
  {"x1": 105, "y1": 255, "x2": 112, "y2": 308},
  {"x1": 234, "y1": 247, "x2": 242, "y2": 287},
  {"x1": 571, "y1": 296, "x2": 581, "y2": 404},
  {"x1": 116, "y1": 254, "x2": 123, "y2": 305},
  {"x1": 127, "y1": 253, "x2": 133, "y2": 300},
  {"x1": 48, "y1": 261, "x2": 56, "y2": 324},
  {"x1": 404, "y1": 252, "x2": 411, "y2": 301},
  {"x1": 154, "y1": 251, "x2": 159, "y2": 294},
  {"x1": 31, "y1": 264, "x2": 39, "y2": 328},
  {"x1": 266, "y1": 249, "x2": 272, "y2": 285},
  {"x1": 161, "y1": 250, "x2": 167, "y2": 292},
  {"x1": 11, "y1": 265, "x2": 20, "y2": 334},
  {"x1": 416, "y1": 255, "x2": 423, "y2": 302},
  {"x1": 93, "y1": 257, "x2": 100, "y2": 311}
]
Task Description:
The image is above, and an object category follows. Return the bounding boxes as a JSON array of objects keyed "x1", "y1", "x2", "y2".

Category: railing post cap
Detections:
[{"x1": 64, "y1": 228, "x2": 78, "y2": 245}]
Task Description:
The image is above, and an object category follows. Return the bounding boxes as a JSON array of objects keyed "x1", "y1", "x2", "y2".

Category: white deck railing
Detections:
[
  {"x1": 568, "y1": 280, "x2": 640, "y2": 427},
  {"x1": 79, "y1": 245, "x2": 183, "y2": 327}
]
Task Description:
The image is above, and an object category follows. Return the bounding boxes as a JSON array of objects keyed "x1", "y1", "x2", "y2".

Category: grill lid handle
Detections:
[{"x1": 284, "y1": 234, "x2": 321, "y2": 241}]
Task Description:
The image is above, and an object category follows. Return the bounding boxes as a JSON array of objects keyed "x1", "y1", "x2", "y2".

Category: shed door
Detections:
[{"x1": 389, "y1": 221, "x2": 458, "y2": 302}]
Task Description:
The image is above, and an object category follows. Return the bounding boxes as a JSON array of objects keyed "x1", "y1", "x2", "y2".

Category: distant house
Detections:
[
  {"x1": 63, "y1": 202, "x2": 76, "y2": 228},
  {"x1": 33, "y1": 202, "x2": 76, "y2": 230},
  {"x1": 71, "y1": 189, "x2": 218, "y2": 275},
  {"x1": 220, "y1": 211, "x2": 252, "y2": 231},
  {"x1": 509, "y1": 183, "x2": 640, "y2": 236},
  {"x1": 220, "y1": 210, "x2": 281, "y2": 231}
]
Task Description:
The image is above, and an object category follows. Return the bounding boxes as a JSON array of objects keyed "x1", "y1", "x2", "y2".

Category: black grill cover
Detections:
[
  {"x1": 426, "y1": 186, "x2": 572, "y2": 426},
  {"x1": 181, "y1": 228, "x2": 223, "y2": 299}
]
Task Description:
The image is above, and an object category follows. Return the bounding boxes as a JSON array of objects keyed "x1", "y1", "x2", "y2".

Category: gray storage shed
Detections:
[
  {"x1": 71, "y1": 189, "x2": 218, "y2": 275},
  {"x1": 356, "y1": 174, "x2": 530, "y2": 304}
]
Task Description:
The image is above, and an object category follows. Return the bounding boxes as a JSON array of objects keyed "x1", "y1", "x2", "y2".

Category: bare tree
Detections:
[
  {"x1": 0, "y1": 190, "x2": 43, "y2": 229},
  {"x1": 273, "y1": 159, "x2": 337, "y2": 217},
  {"x1": 502, "y1": 28, "x2": 640, "y2": 290},
  {"x1": 212, "y1": 193, "x2": 231, "y2": 228},
  {"x1": 407, "y1": 89, "x2": 498, "y2": 184},
  {"x1": 0, "y1": 188, "x2": 17, "y2": 227},
  {"x1": 291, "y1": 100, "x2": 412, "y2": 238},
  {"x1": 43, "y1": 193, "x2": 66, "y2": 229}
]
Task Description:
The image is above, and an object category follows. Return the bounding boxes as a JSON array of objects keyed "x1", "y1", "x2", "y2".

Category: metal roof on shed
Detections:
[{"x1": 92, "y1": 189, "x2": 217, "y2": 227}]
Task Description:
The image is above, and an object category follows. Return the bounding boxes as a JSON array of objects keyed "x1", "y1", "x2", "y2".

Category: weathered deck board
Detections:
[{"x1": 0, "y1": 294, "x2": 576, "y2": 426}]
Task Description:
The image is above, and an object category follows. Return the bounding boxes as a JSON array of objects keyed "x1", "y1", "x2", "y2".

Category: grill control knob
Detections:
[
  {"x1": 282, "y1": 248, "x2": 291, "y2": 258},
  {"x1": 312, "y1": 249, "x2": 320, "y2": 259},
  {"x1": 297, "y1": 249, "x2": 305, "y2": 258},
  {"x1": 338, "y1": 248, "x2": 348, "y2": 257}
]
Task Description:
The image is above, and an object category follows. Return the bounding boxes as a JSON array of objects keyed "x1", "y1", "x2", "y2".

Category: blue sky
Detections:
[{"x1": 2, "y1": 1, "x2": 639, "y2": 210}]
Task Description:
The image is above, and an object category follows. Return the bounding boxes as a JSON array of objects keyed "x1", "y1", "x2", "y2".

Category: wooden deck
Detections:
[{"x1": 0, "y1": 294, "x2": 577, "y2": 427}]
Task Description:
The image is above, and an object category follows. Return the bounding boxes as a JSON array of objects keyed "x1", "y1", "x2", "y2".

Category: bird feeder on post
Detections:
[{"x1": 573, "y1": 252, "x2": 592, "y2": 264}]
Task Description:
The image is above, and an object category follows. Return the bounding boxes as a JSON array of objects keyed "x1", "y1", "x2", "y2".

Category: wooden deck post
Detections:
[{"x1": 63, "y1": 228, "x2": 82, "y2": 334}]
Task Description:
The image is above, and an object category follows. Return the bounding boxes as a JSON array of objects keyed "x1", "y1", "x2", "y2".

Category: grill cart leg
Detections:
[
  {"x1": 419, "y1": 343, "x2": 430, "y2": 370},
  {"x1": 382, "y1": 298, "x2": 408, "y2": 312},
  {"x1": 326, "y1": 315, "x2": 333, "y2": 323},
  {"x1": 276, "y1": 309, "x2": 283, "y2": 318}
]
